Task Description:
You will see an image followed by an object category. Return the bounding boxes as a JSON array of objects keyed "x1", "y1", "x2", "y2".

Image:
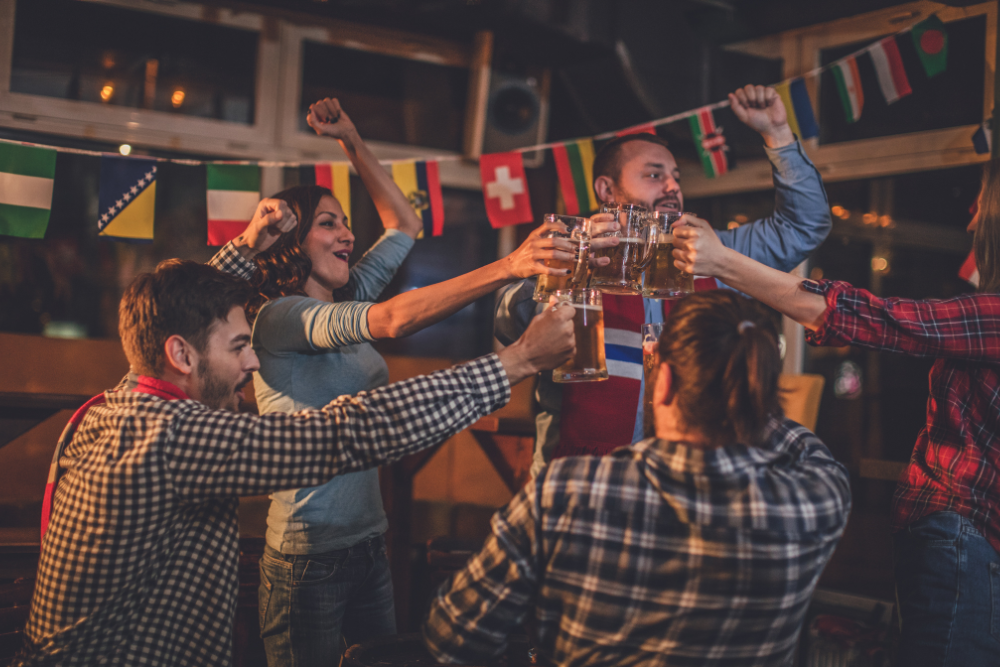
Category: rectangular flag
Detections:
[
  {"x1": 301, "y1": 163, "x2": 351, "y2": 227},
  {"x1": 775, "y1": 78, "x2": 819, "y2": 140},
  {"x1": 98, "y1": 157, "x2": 156, "y2": 242},
  {"x1": 616, "y1": 123, "x2": 656, "y2": 137},
  {"x1": 688, "y1": 107, "x2": 728, "y2": 179},
  {"x1": 869, "y1": 36, "x2": 912, "y2": 104},
  {"x1": 552, "y1": 139, "x2": 598, "y2": 216},
  {"x1": 391, "y1": 160, "x2": 445, "y2": 238},
  {"x1": 206, "y1": 164, "x2": 260, "y2": 246},
  {"x1": 480, "y1": 152, "x2": 533, "y2": 229},
  {"x1": 832, "y1": 56, "x2": 865, "y2": 123},
  {"x1": 0, "y1": 142, "x2": 56, "y2": 239},
  {"x1": 911, "y1": 15, "x2": 948, "y2": 78}
]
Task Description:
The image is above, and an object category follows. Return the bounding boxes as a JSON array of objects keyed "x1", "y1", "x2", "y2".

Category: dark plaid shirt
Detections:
[
  {"x1": 19, "y1": 356, "x2": 509, "y2": 666},
  {"x1": 804, "y1": 279, "x2": 1000, "y2": 554},
  {"x1": 424, "y1": 418, "x2": 850, "y2": 666}
]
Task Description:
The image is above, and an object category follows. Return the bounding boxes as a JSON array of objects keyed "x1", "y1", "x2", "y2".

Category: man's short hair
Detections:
[
  {"x1": 592, "y1": 134, "x2": 672, "y2": 185},
  {"x1": 119, "y1": 259, "x2": 252, "y2": 376}
]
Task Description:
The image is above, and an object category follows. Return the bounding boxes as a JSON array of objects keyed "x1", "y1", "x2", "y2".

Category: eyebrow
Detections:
[{"x1": 230, "y1": 334, "x2": 251, "y2": 347}]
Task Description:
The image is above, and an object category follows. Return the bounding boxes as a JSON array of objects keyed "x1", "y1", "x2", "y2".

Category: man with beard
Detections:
[
  {"x1": 495, "y1": 85, "x2": 832, "y2": 472},
  {"x1": 17, "y1": 260, "x2": 575, "y2": 666}
]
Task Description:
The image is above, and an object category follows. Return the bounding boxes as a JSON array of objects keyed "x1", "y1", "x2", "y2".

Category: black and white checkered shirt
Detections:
[
  {"x1": 424, "y1": 418, "x2": 851, "y2": 666},
  {"x1": 18, "y1": 355, "x2": 510, "y2": 665},
  {"x1": 208, "y1": 241, "x2": 257, "y2": 282}
]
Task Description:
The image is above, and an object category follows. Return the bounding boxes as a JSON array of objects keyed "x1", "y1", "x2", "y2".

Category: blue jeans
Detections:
[
  {"x1": 894, "y1": 511, "x2": 1000, "y2": 666},
  {"x1": 258, "y1": 534, "x2": 397, "y2": 667}
]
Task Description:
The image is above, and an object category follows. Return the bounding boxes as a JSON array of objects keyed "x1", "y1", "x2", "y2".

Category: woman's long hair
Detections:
[
  {"x1": 246, "y1": 185, "x2": 334, "y2": 319},
  {"x1": 975, "y1": 158, "x2": 1000, "y2": 293},
  {"x1": 657, "y1": 291, "x2": 784, "y2": 446}
]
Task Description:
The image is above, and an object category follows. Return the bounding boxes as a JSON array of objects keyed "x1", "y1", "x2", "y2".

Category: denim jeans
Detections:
[
  {"x1": 258, "y1": 534, "x2": 397, "y2": 667},
  {"x1": 894, "y1": 511, "x2": 1000, "y2": 666}
]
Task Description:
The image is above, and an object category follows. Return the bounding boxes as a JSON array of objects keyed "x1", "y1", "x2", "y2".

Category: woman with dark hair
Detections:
[
  {"x1": 672, "y1": 159, "x2": 1000, "y2": 665},
  {"x1": 251, "y1": 99, "x2": 579, "y2": 667},
  {"x1": 424, "y1": 289, "x2": 850, "y2": 666}
]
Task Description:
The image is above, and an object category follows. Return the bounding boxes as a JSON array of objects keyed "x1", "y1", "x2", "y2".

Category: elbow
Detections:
[{"x1": 383, "y1": 313, "x2": 415, "y2": 339}]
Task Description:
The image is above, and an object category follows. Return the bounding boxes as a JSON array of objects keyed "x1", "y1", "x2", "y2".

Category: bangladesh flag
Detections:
[
  {"x1": 0, "y1": 143, "x2": 57, "y2": 238},
  {"x1": 911, "y1": 15, "x2": 947, "y2": 78},
  {"x1": 552, "y1": 139, "x2": 598, "y2": 216},
  {"x1": 206, "y1": 164, "x2": 260, "y2": 246}
]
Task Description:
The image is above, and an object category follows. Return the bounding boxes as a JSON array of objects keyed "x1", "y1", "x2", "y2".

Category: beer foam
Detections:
[
  {"x1": 570, "y1": 303, "x2": 603, "y2": 311},
  {"x1": 619, "y1": 236, "x2": 645, "y2": 243},
  {"x1": 657, "y1": 232, "x2": 674, "y2": 243}
]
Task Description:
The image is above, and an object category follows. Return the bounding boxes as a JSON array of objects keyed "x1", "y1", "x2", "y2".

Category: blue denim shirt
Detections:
[{"x1": 494, "y1": 140, "x2": 831, "y2": 473}]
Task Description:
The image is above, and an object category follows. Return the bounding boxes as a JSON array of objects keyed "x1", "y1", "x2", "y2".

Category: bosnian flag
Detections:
[
  {"x1": 832, "y1": 56, "x2": 864, "y2": 123},
  {"x1": 206, "y1": 164, "x2": 260, "y2": 246},
  {"x1": 98, "y1": 157, "x2": 156, "y2": 242},
  {"x1": 869, "y1": 36, "x2": 912, "y2": 104}
]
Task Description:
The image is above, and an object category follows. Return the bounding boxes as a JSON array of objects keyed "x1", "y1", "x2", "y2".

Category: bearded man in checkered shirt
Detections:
[
  {"x1": 424, "y1": 291, "x2": 851, "y2": 667},
  {"x1": 16, "y1": 255, "x2": 576, "y2": 666}
]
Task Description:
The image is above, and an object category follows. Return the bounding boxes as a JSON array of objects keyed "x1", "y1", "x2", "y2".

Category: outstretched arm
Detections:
[{"x1": 307, "y1": 98, "x2": 423, "y2": 239}]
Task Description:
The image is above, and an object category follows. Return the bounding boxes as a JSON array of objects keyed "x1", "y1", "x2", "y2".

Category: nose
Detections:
[
  {"x1": 663, "y1": 175, "x2": 680, "y2": 195},
  {"x1": 342, "y1": 225, "x2": 355, "y2": 246},
  {"x1": 244, "y1": 348, "x2": 260, "y2": 374}
]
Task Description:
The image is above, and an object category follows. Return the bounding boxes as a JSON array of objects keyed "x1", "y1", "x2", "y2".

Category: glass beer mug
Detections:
[
  {"x1": 533, "y1": 214, "x2": 592, "y2": 302},
  {"x1": 551, "y1": 289, "x2": 609, "y2": 383},
  {"x1": 640, "y1": 211, "x2": 694, "y2": 299},
  {"x1": 590, "y1": 203, "x2": 648, "y2": 294}
]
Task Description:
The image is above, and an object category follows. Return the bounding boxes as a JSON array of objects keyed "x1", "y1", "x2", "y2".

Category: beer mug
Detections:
[
  {"x1": 641, "y1": 323, "x2": 664, "y2": 438},
  {"x1": 590, "y1": 203, "x2": 649, "y2": 295},
  {"x1": 551, "y1": 289, "x2": 609, "y2": 383},
  {"x1": 640, "y1": 211, "x2": 694, "y2": 299},
  {"x1": 533, "y1": 215, "x2": 592, "y2": 302}
]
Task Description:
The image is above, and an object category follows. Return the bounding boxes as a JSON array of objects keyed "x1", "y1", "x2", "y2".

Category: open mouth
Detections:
[
  {"x1": 236, "y1": 388, "x2": 245, "y2": 403},
  {"x1": 333, "y1": 250, "x2": 350, "y2": 263},
  {"x1": 656, "y1": 199, "x2": 681, "y2": 212}
]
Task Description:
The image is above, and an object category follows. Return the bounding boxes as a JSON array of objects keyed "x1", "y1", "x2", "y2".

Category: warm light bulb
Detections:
[
  {"x1": 727, "y1": 221, "x2": 739, "y2": 230},
  {"x1": 100, "y1": 84, "x2": 114, "y2": 102},
  {"x1": 119, "y1": 144, "x2": 132, "y2": 156},
  {"x1": 171, "y1": 89, "x2": 185, "y2": 108},
  {"x1": 871, "y1": 257, "x2": 889, "y2": 272}
]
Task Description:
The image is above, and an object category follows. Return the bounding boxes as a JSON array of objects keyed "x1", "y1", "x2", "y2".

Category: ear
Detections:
[
  {"x1": 594, "y1": 175, "x2": 616, "y2": 204},
  {"x1": 652, "y1": 360, "x2": 675, "y2": 408},
  {"x1": 163, "y1": 335, "x2": 197, "y2": 376}
]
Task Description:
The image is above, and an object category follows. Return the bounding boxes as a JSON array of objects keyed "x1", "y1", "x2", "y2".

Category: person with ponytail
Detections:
[
  {"x1": 423, "y1": 290, "x2": 851, "y2": 666},
  {"x1": 671, "y1": 159, "x2": 1000, "y2": 666},
  {"x1": 246, "y1": 98, "x2": 583, "y2": 667}
]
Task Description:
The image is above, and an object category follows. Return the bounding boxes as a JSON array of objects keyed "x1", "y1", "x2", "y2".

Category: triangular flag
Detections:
[
  {"x1": 832, "y1": 57, "x2": 864, "y2": 123},
  {"x1": 0, "y1": 143, "x2": 56, "y2": 239},
  {"x1": 391, "y1": 160, "x2": 444, "y2": 238},
  {"x1": 304, "y1": 163, "x2": 351, "y2": 228},
  {"x1": 98, "y1": 157, "x2": 156, "y2": 242},
  {"x1": 552, "y1": 139, "x2": 598, "y2": 216},
  {"x1": 689, "y1": 107, "x2": 728, "y2": 179},
  {"x1": 911, "y1": 15, "x2": 948, "y2": 78},
  {"x1": 480, "y1": 152, "x2": 533, "y2": 229},
  {"x1": 959, "y1": 250, "x2": 979, "y2": 287},
  {"x1": 775, "y1": 79, "x2": 819, "y2": 140},
  {"x1": 869, "y1": 36, "x2": 912, "y2": 104},
  {"x1": 206, "y1": 164, "x2": 260, "y2": 246}
]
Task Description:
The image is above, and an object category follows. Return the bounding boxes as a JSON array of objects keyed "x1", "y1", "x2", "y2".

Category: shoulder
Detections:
[{"x1": 538, "y1": 452, "x2": 646, "y2": 511}]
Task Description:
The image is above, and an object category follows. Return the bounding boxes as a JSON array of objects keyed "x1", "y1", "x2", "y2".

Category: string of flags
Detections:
[{"x1": 0, "y1": 13, "x2": 976, "y2": 242}]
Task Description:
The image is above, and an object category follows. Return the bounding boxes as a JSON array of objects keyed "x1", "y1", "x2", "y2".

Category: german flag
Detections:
[
  {"x1": 299, "y1": 163, "x2": 351, "y2": 228},
  {"x1": 391, "y1": 160, "x2": 444, "y2": 238}
]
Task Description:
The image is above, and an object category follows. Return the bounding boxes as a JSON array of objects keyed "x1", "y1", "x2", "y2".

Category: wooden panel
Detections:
[
  {"x1": 0, "y1": 333, "x2": 129, "y2": 397},
  {"x1": 462, "y1": 31, "x2": 493, "y2": 158}
]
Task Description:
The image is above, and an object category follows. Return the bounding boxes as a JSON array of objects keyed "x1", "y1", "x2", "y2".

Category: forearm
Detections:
[
  {"x1": 368, "y1": 259, "x2": 515, "y2": 339},
  {"x1": 339, "y1": 130, "x2": 423, "y2": 239},
  {"x1": 716, "y1": 248, "x2": 828, "y2": 329}
]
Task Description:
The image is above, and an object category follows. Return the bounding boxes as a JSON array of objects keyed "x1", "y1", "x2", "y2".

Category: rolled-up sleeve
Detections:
[{"x1": 494, "y1": 280, "x2": 541, "y2": 346}]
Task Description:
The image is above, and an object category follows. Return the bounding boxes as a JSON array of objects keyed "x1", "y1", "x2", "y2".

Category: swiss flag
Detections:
[{"x1": 480, "y1": 152, "x2": 533, "y2": 229}]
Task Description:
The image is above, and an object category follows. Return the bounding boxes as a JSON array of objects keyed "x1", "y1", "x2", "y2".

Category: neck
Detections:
[
  {"x1": 153, "y1": 370, "x2": 198, "y2": 401},
  {"x1": 302, "y1": 275, "x2": 335, "y2": 303},
  {"x1": 653, "y1": 405, "x2": 716, "y2": 448}
]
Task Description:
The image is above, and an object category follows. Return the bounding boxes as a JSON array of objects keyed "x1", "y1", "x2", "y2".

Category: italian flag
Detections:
[
  {"x1": 689, "y1": 107, "x2": 728, "y2": 179},
  {"x1": 0, "y1": 142, "x2": 56, "y2": 238},
  {"x1": 206, "y1": 164, "x2": 260, "y2": 246},
  {"x1": 869, "y1": 36, "x2": 912, "y2": 105},
  {"x1": 552, "y1": 139, "x2": 598, "y2": 216},
  {"x1": 832, "y1": 56, "x2": 864, "y2": 123}
]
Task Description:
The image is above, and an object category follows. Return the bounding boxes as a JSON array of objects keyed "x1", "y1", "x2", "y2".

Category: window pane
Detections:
[
  {"x1": 11, "y1": 0, "x2": 258, "y2": 124},
  {"x1": 300, "y1": 41, "x2": 468, "y2": 151}
]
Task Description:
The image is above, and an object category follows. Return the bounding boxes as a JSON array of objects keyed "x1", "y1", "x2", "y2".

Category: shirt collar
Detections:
[{"x1": 133, "y1": 376, "x2": 190, "y2": 401}]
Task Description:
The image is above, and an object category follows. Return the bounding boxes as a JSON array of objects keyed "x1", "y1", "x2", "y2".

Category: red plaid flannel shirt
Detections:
[{"x1": 804, "y1": 280, "x2": 1000, "y2": 553}]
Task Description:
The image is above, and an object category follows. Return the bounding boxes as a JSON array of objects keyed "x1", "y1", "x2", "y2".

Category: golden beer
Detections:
[
  {"x1": 552, "y1": 290, "x2": 609, "y2": 383},
  {"x1": 533, "y1": 214, "x2": 591, "y2": 302},
  {"x1": 591, "y1": 237, "x2": 646, "y2": 294},
  {"x1": 641, "y1": 323, "x2": 662, "y2": 437},
  {"x1": 641, "y1": 232, "x2": 694, "y2": 299}
]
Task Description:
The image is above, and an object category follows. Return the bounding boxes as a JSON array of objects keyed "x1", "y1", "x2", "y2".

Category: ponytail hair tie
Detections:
[{"x1": 737, "y1": 320, "x2": 756, "y2": 334}]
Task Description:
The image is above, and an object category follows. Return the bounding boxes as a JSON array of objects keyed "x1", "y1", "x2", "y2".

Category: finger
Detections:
[
  {"x1": 278, "y1": 215, "x2": 297, "y2": 233},
  {"x1": 588, "y1": 213, "x2": 615, "y2": 224},
  {"x1": 754, "y1": 85, "x2": 768, "y2": 106},
  {"x1": 590, "y1": 236, "x2": 620, "y2": 250},
  {"x1": 589, "y1": 220, "x2": 620, "y2": 235},
  {"x1": 588, "y1": 256, "x2": 611, "y2": 267},
  {"x1": 533, "y1": 248, "x2": 576, "y2": 262}
]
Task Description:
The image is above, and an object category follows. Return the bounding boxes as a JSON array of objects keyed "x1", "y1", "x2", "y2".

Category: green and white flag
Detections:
[
  {"x1": 0, "y1": 143, "x2": 57, "y2": 238},
  {"x1": 206, "y1": 163, "x2": 260, "y2": 246}
]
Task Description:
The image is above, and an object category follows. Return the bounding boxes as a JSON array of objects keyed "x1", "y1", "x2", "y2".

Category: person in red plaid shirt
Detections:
[
  {"x1": 16, "y1": 259, "x2": 576, "y2": 666},
  {"x1": 673, "y1": 161, "x2": 1000, "y2": 666},
  {"x1": 424, "y1": 291, "x2": 850, "y2": 666}
]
